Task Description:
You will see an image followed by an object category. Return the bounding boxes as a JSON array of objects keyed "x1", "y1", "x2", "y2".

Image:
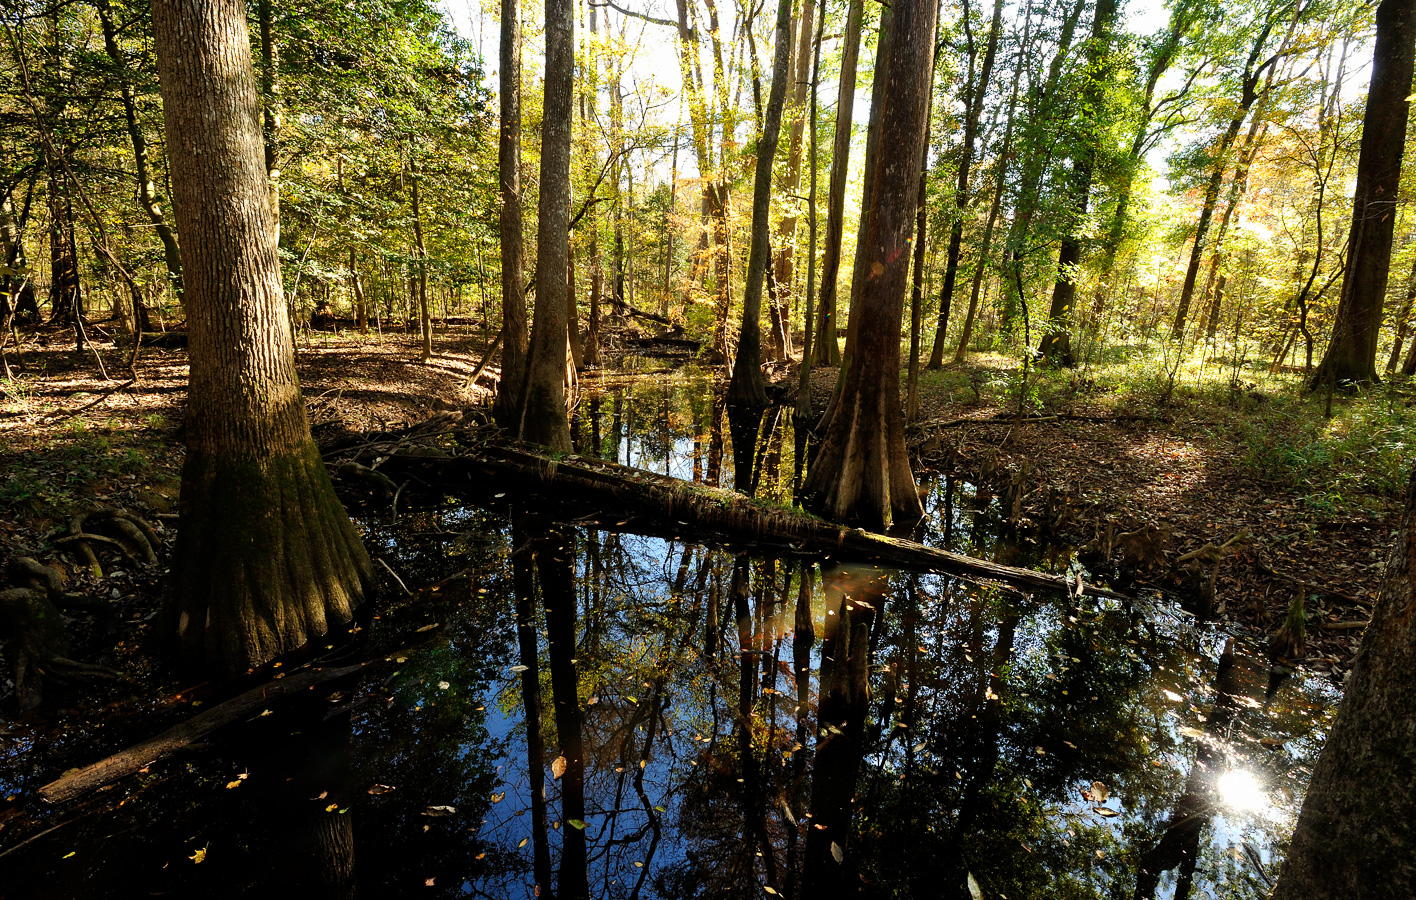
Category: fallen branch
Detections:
[
  {"x1": 918, "y1": 412, "x2": 1161, "y2": 429},
  {"x1": 41, "y1": 378, "x2": 135, "y2": 425},
  {"x1": 374, "y1": 438, "x2": 1130, "y2": 602},
  {"x1": 38, "y1": 661, "x2": 369, "y2": 804}
]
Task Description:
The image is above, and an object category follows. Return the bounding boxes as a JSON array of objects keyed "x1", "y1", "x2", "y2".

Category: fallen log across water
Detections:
[
  {"x1": 37, "y1": 660, "x2": 371, "y2": 804},
  {"x1": 372, "y1": 438, "x2": 1127, "y2": 601}
]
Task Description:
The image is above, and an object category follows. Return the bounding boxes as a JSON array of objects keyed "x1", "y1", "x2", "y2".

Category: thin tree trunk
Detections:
[
  {"x1": 409, "y1": 155, "x2": 431, "y2": 361},
  {"x1": 927, "y1": 0, "x2": 1003, "y2": 369},
  {"x1": 727, "y1": 0, "x2": 795, "y2": 407},
  {"x1": 96, "y1": 0, "x2": 182, "y2": 303},
  {"x1": 810, "y1": 0, "x2": 863, "y2": 367},
  {"x1": 1387, "y1": 254, "x2": 1416, "y2": 371},
  {"x1": 518, "y1": 0, "x2": 574, "y2": 451},
  {"x1": 257, "y1": 0, "x2": 281, "y2": 243},
  {"x1": 495, "y1": 0, "x2": 527, "y2": 424}
]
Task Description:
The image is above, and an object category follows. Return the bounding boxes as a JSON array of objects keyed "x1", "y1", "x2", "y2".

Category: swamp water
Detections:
[{"x1": 1, "y1": 366, "x2": 1338, "y2": 899}]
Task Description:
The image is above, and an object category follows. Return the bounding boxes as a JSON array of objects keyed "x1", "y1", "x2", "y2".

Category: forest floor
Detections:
[{"x1": 0, "y1": 324, "x2": 1406, "y2": 702}]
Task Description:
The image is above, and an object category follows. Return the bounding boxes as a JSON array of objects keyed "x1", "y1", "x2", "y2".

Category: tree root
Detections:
[
  {"x1": 0, "y1": 556, "x2": 129, "y2": 709},
  {"x1": 50, "y1": 507, "x2": 162, "y2": 576}
]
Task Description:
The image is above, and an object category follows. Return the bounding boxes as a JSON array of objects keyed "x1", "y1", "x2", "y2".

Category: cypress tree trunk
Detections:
[
  {"x1": 495, "y1": 0, "x2": 527, "y2": 425},
  {"x1": 1271, "y1": 463, "x2": 1416, "y2": 897},
  {"x1": 518, "y1": 0, "x2": 574, "y2": 451},
  {"x1": 801, "y1": 0, "x2": 933, "y2": 530},
  {"x1": 810, "y1": 0, "x2": 862, "y2": 367},
  {"x1": 151, "y1": 0, "x2": 372, "y2": 675},
  {"x1": 727, "y1": 0, "x2": 795, "y2": 407},
  {"x1": 1312, "y1": 0, "x2": 1416, "y2": 387}
]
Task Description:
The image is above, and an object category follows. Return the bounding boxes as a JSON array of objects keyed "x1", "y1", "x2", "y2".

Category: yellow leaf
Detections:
[
  {"x1": 551, "y1": 756, "x2": 567, "y2": 779},
  {"x1": 190, "y1": 845, "x2": 208, "y2": 864}
]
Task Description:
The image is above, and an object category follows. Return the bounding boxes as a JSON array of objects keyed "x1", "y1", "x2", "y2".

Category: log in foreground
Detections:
[
  {"x1": 376, "y1": 439, "x2": 1126, "y2": 601},
  {"x1": 38, "y1": 661, "x2": 367, "y2": 804}
]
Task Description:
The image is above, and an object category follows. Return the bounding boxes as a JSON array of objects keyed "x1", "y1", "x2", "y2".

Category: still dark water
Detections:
[{"x1": 1, "y1": 366, "x2": 1337, "y2": 899}]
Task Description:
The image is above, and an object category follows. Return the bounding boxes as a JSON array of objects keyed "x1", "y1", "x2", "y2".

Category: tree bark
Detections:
[
  {"x1": 1312, "y1": 0, "x2": 1416, "y2": 386},
  {"x1": 151, "y1": 0, "x2": 372, "y2": 675},
  {"x1": 495, "y1": 0, "x2": 528, "y2": 425},
  {"x1": 257, "y1": 0, "x2": 281, "y2": 243},
  {"x1": 1386, "y1": 253, "x2": 1416, "y2": 371},
  {"x1": 769, "y1": 0, "x2": 815, "y2": 359},
  {"x1": 1271, "y1": 463, "x2": 1416, "y2": 898},
  {"x1": 409, "y1": 154, "x2": 432, "y2": 361},
  {"x1": 810, "y1": 0, "x2": 862, "y2": 367},
  {"x1": 518, "y1": 0, "x2": 574, "y2": 451},
  {"x1": 727, "y1": 0, "x2": 795, "y2": 407},
  {"x1": 801, "y1": 0, "x2": 934, "y2": 530}
]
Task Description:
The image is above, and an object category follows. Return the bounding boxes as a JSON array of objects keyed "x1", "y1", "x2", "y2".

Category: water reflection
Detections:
[{"x1": 3, "y1": 369, "x2": 1338, "y2": 900}]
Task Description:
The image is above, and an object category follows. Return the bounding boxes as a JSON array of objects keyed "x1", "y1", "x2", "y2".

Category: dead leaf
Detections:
[
  {"x1": 551, "y1": 756, "x2": 567, "y2": 779},
  {"x1": 190, "y1": 844, "x2": 209, "y2": 864},
  {"x1": 416, "y1": 623, "x2": 440, "y2": 633},
  {"x1": 1090, "y1": 781, "x2": 1109, "y2": 803},
  {"x1": 967, "y1": 872, "x2": 983, "y2": 900},
  {"x1": 1094, "y1": 807, "x2": 1118, "y2": 817},
  {"x1": 423, "y1": 805, "x2": 457, "y2": 817},
  {"x1": 831, "y1": 842, "x2": 844, "y2": 864},
  {"x1": 367, "y1": 784, "x2": 396, "y2": 795}
]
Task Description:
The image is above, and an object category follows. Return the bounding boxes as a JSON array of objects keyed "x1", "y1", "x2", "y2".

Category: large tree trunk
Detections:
[
  {"x1": 727, "y1": 0, "x2": 795, "y2": 407},
  {"x1": 800, "y1": 0, "x2": 934, "y2": 530},
  {"x1": 495, "y1": 0, "x2": 527, "y2": 425},
  {"x1": 518, "y1": 0, "x2": 574, "y2": 451},
  {"x1": 1311, "y1": 0, "x2": 1416, "y2": 387},
  {"x1": 810, "y1": 0, "x2": 862, "y2": 367},
  {"x1": 151, "y1": 0, "x2": 373, "y2": 675},
  {"x1": 1270, "y1": 463, "x2": 1416, "y2": 897},
  {"x1": 1038, "y1": 0, "x2": 1117, "y2": 366},
  {"x1": 927, "y1": 0, "x2": 1003, "y2": 369}
]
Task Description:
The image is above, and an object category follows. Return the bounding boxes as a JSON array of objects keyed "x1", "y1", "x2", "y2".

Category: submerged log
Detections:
[
  {"x1": 38, "y1": 660, "x2": 369, "y2": 804},
  {"x1": 375, "y1": 438, "x2": 1126, "y2": 601}
]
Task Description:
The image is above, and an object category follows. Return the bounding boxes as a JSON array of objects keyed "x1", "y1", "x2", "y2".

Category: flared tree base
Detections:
[{"x1": 165, "y1": 440, "x2": 374, "y2": 675}]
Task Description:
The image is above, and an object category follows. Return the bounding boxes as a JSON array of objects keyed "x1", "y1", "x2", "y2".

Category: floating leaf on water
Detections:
[
  {"x1": 367, "y1": 784, "x2": 395, "y2": 795},
  {"x1": 326, "y1": 803, "x2": 339, "y2": 812},
  {"x1": 1093, "y1": 807, "x2": 1119, "y2": 817},
  {"x1": 831, "y1": 842, "x2": 844, "y2": 864},
  {"x1": 63, "y1": 851, "x2": 76, "y2": 859},
  {"x1": 913, "y1": 742, "x2": 926, "y2": 753},
  {"x1": 1090, "y1": 781, "x2": 1109, "y2": 802},
  {"x1": 491, "y1": 791, "x2": 505, "y2": 803},
  {"x1": 551, "y1": 756, "x2": 567, "y2": 780},
  {"x1": 423, "y1": 805, "x2": 457, "y2": 817},
  {"x1": 509, "y1": 665, "x2": 530, "y2": 674},
  {"x1": 225, "y1": 780, "x2": 243, "y2": 789},
  {"x1": 967, "y1": 872, "x2": 983, "y2": 900},
  {"x1": 634, "y1": 861, "x2": 644, "y2": 868},
  {"x1": 1178, "y1": 726, "x2": 1206, "y2": 740},
  {"x1": 518, "y1": 837, "x2": 529, "y2": 848},
  {"x1": 765, "y1": 888, "x2": 779, "y2": 896},
  {"x1": 1162, "y1": 689, "x2": 1185, "y2": 703},
  {"x1": 190, "y1": 845, "x2": 208, "y2": 864},
  {"x1": 567, "y1": 818, "x2": 587, "y2": 830},
  {"x1": 416, "y1": 623, "x2": 440, "y2": 633},
  {"x1": 780, "y1": 798, "x2": 797, "y2": 826},
  {"x1": 437, "y1": 681, "x2": 450, "y2": 690}
]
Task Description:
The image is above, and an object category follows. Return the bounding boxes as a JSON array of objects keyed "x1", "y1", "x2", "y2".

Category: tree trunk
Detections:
[
  {"x1": 518, "y1": 0, "x2": 574, "y2": 451},
  {"x1": 151, "y1": 0, "x2": 373, "y2": 675},
  {"x1": 927, "y1": 0, "x2": 1003, "y2": 369},
  {"x1": 727, "y1": 0, "x2": 795, "y2": 407},
  {"x1": 1270, "y1": 463, "x2": 1416, "y2": 897},
  {"x1": 257, "y1": 0, "x2": 281, "y2": 244},
  {"x1": 350, "y1": 247, "x2": 367, "y2": 332},
  {"x1": 46, "y1": 162, "x2": 81, "y2": 326},
  {"x1": 495, "y1": 0, "x2": 527, "y2": 425},
  {"x1": 1387, "y1": 254, "x2": 1416, "y2": 371},
  {"x1": 770, "y1": 0, "x2": 816, "y2": 359},
  {"x1": 511, "y1": 519, "x2": 554, "y2": 894},
  {"x1": 1312, "y1": 0, "x2": 1416, "y2": 386},
  {"x1": 810, "y1": 0, "x2": 862, "y2": 367},
  {"x1": 801, "y1": 0, "x2": 934, "y2": 530},
  {"x1": 409, "y1": 156, "x2": 432, "y2": 361},
  {"x1": 96, "y1": 0, "x2": 184, "y2": 301},
  {"x1": 1038, "y1": 0, "x2": 1118, "y2": 366}
]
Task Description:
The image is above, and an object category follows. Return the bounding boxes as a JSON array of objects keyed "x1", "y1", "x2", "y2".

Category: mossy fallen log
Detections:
[{"x1": 375, "y1": 439, "x2": 1126, "y2": 601}]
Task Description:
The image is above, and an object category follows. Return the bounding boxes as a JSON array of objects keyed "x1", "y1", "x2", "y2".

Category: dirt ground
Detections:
[{"x1": 0, "y1": 325, "x2": 1390, "y2": 698}]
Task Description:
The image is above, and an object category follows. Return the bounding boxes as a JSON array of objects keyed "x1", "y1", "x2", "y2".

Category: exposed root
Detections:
[
  {"x1": 0, "y1": 556, "x2": 128, "y2": 709},
  {"x1": 51, "y1": 507, "x2": 162, "y2": 574},
  {"x1": 1269, "y1": 590, "x2": 1307, "y2": 662}
]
